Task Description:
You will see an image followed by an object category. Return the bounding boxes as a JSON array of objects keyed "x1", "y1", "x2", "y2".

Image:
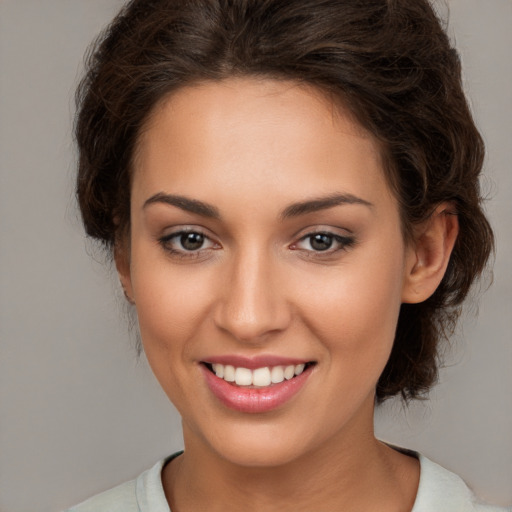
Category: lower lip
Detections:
[{"x1": 201, "y1": 364, "x2": 313, "y2": 414}]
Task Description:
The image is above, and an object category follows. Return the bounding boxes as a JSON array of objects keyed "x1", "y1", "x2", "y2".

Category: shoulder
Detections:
[
  {"x1": 413, "y1": 453, "x2": 511, "y2": 512},
  {"x1": 64, "y1": 455, "x2": 179, "y2": 512},
  {"x1": 64, "y1": 479, "x2": 138, "y2": 512}
]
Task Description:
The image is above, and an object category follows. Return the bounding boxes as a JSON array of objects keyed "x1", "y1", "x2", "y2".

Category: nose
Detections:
[{"x1": 213, "y1": 247, "x2": 291, "y2": 343}]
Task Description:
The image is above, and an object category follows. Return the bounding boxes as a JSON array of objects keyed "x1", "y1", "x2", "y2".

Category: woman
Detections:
[{"x1": 67, "y1": 0, "x2": 508, "y2": 510}]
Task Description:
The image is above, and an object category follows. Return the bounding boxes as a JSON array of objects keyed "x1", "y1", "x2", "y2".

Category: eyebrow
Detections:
[
  {"x1": 143, "y1": 192, "x2": 220, "y2": 218},
  {"x1": 143, "y1": 191, "x2": 372, "y2": 220},
  {"x1": 280, "y1": 193, "x2": 373, "y2": 219}
]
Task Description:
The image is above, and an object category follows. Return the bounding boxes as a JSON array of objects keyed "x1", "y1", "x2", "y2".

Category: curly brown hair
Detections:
[{"x1": 75, "y1": 0, "x2": 494, "y2": 402}]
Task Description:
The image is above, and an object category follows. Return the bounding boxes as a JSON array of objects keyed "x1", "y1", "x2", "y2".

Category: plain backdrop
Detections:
[{"x1": 0, "y1": 1, "x2": 511, "y2": 511}]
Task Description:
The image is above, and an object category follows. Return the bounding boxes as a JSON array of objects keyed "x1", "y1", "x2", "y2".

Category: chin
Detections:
[{"x1": 189, "y1": 420, "x2": 319, "y2": 469}]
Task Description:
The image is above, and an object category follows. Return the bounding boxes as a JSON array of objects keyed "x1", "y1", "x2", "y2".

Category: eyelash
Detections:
[
  {"x1": 158, "y1": 229, "x2": 219, "y2": 260},
  {"x1": 291, "y1": 231, "x2": 356, "y2": 255},
  {"x1": 158, "y1": 228, "x2": 355, "y2": 260}
]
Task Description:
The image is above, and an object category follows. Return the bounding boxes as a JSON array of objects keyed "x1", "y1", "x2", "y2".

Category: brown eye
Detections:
[
  {"x1": 159, "y1": 229, "x2": 218, "y2": 257},
  {"x1": 309, "y1": 233, "x2": 334, "y2": 251},
  {"x1": 180, "y1": 232, "x2": 205, "y2": 251},
  {"x1": 292, "y1": 231, "x2": 356, "y2": 254}
]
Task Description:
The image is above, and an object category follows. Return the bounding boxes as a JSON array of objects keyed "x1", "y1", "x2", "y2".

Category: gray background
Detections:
[{"x1": 0, "y1": 1, "x2": 510, "y2": 511}]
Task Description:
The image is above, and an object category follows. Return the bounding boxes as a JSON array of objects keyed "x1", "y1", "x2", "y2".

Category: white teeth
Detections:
[
  {"x1": 294, "y1": 363, "x2": 305, "y2": 376},
  {"x1": 223, "y1": 365, "x2": 235, "y2": 382},
  {"x1": 209, "y1": 362, "x2": 309, "y2": 387},
  {"x1": 270, "y1": 366, "x2": 285, "y2": 384},
  {"x1": 212, "y1": 363, "x2": 224, "y2": 378},
  {"x1": 234, "y1": 367, "x2": 253, "y2": 386},
  {"x1": 252, "y1": 367, "x2": 271, "y2": 387},
  {"x1": 284, "y1": 365, "x2": 295, "y2": 380}
]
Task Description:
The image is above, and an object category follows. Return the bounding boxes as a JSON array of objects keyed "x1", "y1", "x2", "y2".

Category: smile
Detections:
[
  {"x1": 201, "y1": 360, "x2": 315, "y2": 413},
  {"x1": 207, "y1": 363, "x2": 308, "y2": 387}
]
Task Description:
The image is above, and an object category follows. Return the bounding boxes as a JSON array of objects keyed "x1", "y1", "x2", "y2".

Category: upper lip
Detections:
[{"x1": 202, "y1": 354, "x2": 313, "y2": 369}]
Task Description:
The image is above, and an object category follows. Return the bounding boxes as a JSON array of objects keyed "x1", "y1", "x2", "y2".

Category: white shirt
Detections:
[{"x1": 66, "y1": 452, "x2": 510, "y2": 512}]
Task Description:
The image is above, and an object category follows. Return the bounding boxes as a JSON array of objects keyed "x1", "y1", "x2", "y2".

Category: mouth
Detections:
[
  {"x1": 200, "y1": 355, "x2": 317, "y2": 413},
  {"x1": 202, "y1": 361, "x2": 316, "y2": 388}
]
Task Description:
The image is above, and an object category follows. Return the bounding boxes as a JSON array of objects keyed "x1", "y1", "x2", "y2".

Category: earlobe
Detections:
[
  {"x1": 401, "y1": 203, "x2": 459, "y2": 304},
  {"x1": 114, "y1": 241, "x2": 135, "y2": 305}
]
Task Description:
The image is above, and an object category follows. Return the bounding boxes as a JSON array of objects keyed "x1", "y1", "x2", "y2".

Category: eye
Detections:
[
  {"x1": 292, "y1": 231, "x2": 355, "y2": 253},
  {"x1": 307, "y1": 233, "x2": 335, "y2": 251},
  {"x1": 159, "y1": 229, "x2": 218, "y2": 256},
  {"x1": 179, "y1": 232, "x2": 207, "y2": 251}
]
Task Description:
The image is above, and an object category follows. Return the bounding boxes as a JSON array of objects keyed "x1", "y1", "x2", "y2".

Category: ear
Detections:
[
  {"x1": 401, "y1": 203, "x2": 459, "y2": 304},
  {"x1": 114, "y1": 239, "x2": 135, "y2": 304}
]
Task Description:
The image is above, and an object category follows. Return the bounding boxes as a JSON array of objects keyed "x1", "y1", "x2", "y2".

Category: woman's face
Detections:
[{"x1": 121, "y1": 78, "x2": 416, "y2": 467}]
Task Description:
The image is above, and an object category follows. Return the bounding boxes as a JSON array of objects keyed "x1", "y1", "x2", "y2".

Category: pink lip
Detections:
[
  {"x1": 204, "y1": 354, "x2": 310, "y2": 369},
  {"x1": 201, "y1": 363, "x2": 314, "y2": 414}
]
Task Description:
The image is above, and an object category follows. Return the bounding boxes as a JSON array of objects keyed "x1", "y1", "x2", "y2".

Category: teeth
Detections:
[
  {"x1": 235, "y1": 367, "x2": 252, "y2": 386},
  {"x1": 209, "y1": 363, "x2": 309, "y2": 387},
  {"x1": 253, "y1": 367, "x2": 271, "y2": 387},
  {"x1": 212, "y1": 363, "x2": 224, "y2": 378},
  {"x1": 223, "y1": 365, "x2": 235, "y2": 382},
  {"x1": 270, "y1": 366, "x2": 284, "y2": 384},
  {"x1": 294, "y1": 364, "x2": 305, "y2": 376},
  {"x1": 284, "y1": 365, "x2": 295, "y2": 380}
]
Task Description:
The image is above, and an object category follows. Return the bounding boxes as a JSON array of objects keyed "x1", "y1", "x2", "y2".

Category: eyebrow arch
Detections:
[
  {"x1": 143, "y1": 192, "x2": 220, "y2": 219},
  {"x1": 281, "y1": 193, "x2": 373, "y2": 219}
]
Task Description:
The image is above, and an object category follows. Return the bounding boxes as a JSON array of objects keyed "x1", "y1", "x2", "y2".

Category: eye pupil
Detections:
[
  {"x1": 310, "y1": 233, "x2": 333, "y2": 251},
  {"x1": 180, "y1": 232, "x2": 204, "y2": 250}
]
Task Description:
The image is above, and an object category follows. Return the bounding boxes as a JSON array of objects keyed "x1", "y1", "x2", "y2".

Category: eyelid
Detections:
[
  {"x1": 156, "y1": 225, "x2": 355, "y2": 259},
  {"x1": 290, "y1": 228, "x2": 356, "y2": 253},
  {"x1": 158, "y1": 226, "x2": 221, "y2": 257},
  {"x1": 290, "y1": 223, "x2": 354, "y2": 238}
]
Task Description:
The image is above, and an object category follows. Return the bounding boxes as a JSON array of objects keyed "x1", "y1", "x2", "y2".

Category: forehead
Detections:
[
  {"x1": 132, "y1": 77, "x2": 392, "y2": 211},
  {"x1": 139, "y1": 77, "x2": 374, "y2": 153}
]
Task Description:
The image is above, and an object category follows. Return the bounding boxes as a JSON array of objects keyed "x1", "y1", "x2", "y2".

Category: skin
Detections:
[{"x1": 117, "y1": 78, "x2": 458, "y2": 511}]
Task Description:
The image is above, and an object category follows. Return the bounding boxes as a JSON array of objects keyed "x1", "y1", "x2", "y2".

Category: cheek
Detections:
[
  {"x1": 130, "y1": 266, "x2": 215, "y2": 412},
  {"x1": 137, "y1": 276, "x2": 208, "y2": 341},
  {"x1": 295, "y1": 251, "x2": 405, "y2": 364},
  {"x1": 129, "y1": 246, "x2": 216, "y2": 369}
]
